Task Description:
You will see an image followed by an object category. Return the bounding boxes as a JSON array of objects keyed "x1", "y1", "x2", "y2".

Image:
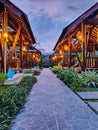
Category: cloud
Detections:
[
  {"x1": 67, "y1": 6, "x2": 78, "y2": 11},
  {"x1": 10, "y1": 0, "x2": 98, "y2": 23},
  {"x1": 10, "y1": 0, "x2": 98, "y2": 51}
]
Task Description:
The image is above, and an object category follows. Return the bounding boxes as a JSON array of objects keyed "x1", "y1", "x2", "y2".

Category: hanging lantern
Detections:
[
  {"x1": 76, "y1": 31, "x2": 83, "y2": 42},
  {"x1": 59, "y1": 49, "x2": 63, "y2": 55},
  {"x1": 23, "y1": 46, "x2": 26, "y2": 51},
  {"x1": 64, "y1": 45, "x2": 69, "y2": 51}
]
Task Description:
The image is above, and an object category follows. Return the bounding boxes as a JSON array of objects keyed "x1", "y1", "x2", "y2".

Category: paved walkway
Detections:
[
  {"x1": 11, "y1": 69, "x2": 98, "y2": 130},
  {"x1": 77, "y1": 92, "x2": 98, "y2": 99}
]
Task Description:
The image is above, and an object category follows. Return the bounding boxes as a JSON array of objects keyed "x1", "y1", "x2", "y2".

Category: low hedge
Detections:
[
  {"x1": 58, "y1": 67, "x2": 85, "y2": 91},
  {"x1": 23, "y1": 68, "x2": 33, "y2": 74},
  {"x1": 52, "y1": 67, "x2": 85, "y2": 91},
  {"x1": 52, "y1": 67, "x2": 98, "y2": 91},
  {"x1": 0, "y1": 76, "x2": 37, "y2": 130},
  {"x1": 0, "y1": 73, "x2": 7, "y2": 85},
  {"x1": 52, "y1": 66, "x2": 63, "y2": 74}
]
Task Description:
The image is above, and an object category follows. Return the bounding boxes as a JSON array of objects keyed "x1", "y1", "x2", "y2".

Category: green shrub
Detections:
[
  {"x1": 81, "y1": 70, "x2": 98, "y2": 88},
  {"x1": 23, "y1": 68, "x2": 33, "y2": 74},
  {"x1": 52, "y1": 66, "x2": 63, "y2": 74},
  {"x1": 0, "y1": 76, "x2": 37, "y2": 130},
  {"x1": 0, "y1": 73, "x2": 7, "y2": 85},
  {"x1": 58, "y1": 67, "x2": 85, "y2": 91}
]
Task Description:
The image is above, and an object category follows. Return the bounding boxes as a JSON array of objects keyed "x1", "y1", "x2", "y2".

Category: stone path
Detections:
[
  {"x1": 11, "y1": 69, "x2": 98, "y2": 130},
  {"x1": 77, "y1": 92, "x2": 98, "y2": 100},
  {"x1": 88, "y1": 102, "x2": 98, "y2": 114},
  {"x1": 77, "y1": 92, "x2": 98, "y2": 114}
]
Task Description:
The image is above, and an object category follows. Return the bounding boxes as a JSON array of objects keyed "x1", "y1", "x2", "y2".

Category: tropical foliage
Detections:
[
  {"x1": 81, "y1": 70, "x2": 98, "y2": 88},
  {"x1": 58, "y1": 67, "x2": 85, "y2": 91},
  {"x1": 52, "y1": 66, "x2": 63, "y2": 74},
  {"x1": 0, "y1": 76, "x2": 37, "y2": 130},
  {"x1": 0, "y1": 73, "x2": 7, "y2": 85},
  {"x1": 23, "y1": 68, "x2": 33, "y2": 74},
  {"x1": 52, "y1": 67, "x2": 98, "y2": 91}
]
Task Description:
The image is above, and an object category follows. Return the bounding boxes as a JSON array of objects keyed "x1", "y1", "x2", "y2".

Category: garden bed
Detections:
[
  {"x1": 52, "y1": 66, "x2": 98, "y2": 92},
  {"x1": 52, "y1": 66, "x2": 98, "y2": 114},
  {"x1": 0, "y1": 76, "x2": 37, "y2": 130}
]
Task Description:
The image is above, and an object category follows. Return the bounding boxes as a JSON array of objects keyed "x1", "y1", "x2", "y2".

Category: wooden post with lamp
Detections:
[
  {"x1": 76, "y1": 22, "x2": 86, "y2": 71},
  {"x1": 68, "y1": 35, "x2": 72, "y2": 67},
  {"x1": 2, "y1": 7, "x2": 8, "y2": 74}
]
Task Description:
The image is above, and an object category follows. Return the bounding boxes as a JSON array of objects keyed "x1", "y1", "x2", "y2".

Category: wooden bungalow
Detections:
[
  {"x1": 0, "y1": 0, "x2": 36, "y2": 73},
  {"x1": 16, "y1": 45, "x2": 41, "y2": 68},
  {"x1": 50, "y1": 52, "x2": 61, "y2": 66},
  {"x1": 53, "y1": 2, "x2": 98, "y2": 71}
]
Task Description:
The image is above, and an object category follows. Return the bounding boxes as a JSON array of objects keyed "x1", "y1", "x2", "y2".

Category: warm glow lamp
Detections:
[
  {"x1": 3, "y1": 32, "x2": 8, "y2": 39},
  {"x1": 76, "y1": 31, "x2": 83, "y2": 42},
  {"x1": 64, "y1": 45, "x2": 69, "y2": 51},
  {"x1": 59, "y1": 49, "x2": 63, "y2": 55},
  {"x1": 23, "y1": 46, "x2": 26, "y2": 51}
]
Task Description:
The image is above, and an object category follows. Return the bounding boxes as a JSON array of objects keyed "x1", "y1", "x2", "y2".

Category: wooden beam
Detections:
[
  {"x1": 84, "y1": 19, "x2": 98, "y2": 25},
  {"x1": 55, "y1": 38, "x2": 68, "y2": 51},
  {"x1": 7, "y1": 23, "x2": 21, "y2": 69}
]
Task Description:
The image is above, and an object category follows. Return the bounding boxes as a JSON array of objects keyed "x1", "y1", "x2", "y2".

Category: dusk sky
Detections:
[{"x1": 10, "y1": 0, "x2": 98, "y2": 52}]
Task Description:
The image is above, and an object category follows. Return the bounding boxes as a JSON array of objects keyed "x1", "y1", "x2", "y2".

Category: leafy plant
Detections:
[
  {"x1": 58, "y1": 67, "x2": 85, "y2": 91},
  {"x1": 0, "y1": 76, "x2": 37, "y2": 130},
  {"x1": 81, "y1": 70, "x2": 98, "y2": 88},
  {"x1": 52, "y1": 66, "x2": 62, "y2": 74},
  {"x1": 0, "y1": 73, "x2": 7, "y2": 85},
  {"x1": 23, "y1": 68, "x2": 33, "y2": 74}
]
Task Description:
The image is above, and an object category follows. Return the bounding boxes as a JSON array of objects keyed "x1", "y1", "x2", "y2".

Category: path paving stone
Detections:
[
  {"x1": 88, "y1": 102, "x2": 98, "y2": 114},
  {"x1": 77, "y1": 92, "x2": 98, "y2": 99},
  {"x1": 10, "y1": 69, "x2": 98, "y2": 130}
]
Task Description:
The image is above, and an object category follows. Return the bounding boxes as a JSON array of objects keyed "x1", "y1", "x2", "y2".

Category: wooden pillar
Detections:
[
  {"x1": 20, "y1": 36, "x2": 23, "y2": 69},
  {"x1": 2, "y1": 7, "x2": 8, "y2": 73},
  {"x1": 81, "y1": 22, "x2": 86, "y2": 71},
  {"x1": 7, "y1": 23, "x2": 21, "y2": 69},
  {"x1": 68, "y1": 35, "x2": 72, "y2": 67}
]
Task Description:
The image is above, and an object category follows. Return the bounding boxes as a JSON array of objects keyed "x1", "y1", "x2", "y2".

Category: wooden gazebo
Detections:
[
  {"x1": 0, "y1": 0, "x2": 36, "y2": 73},
  {"x1": 53, "y1": 2, "x2": 98, "y2": 71}
]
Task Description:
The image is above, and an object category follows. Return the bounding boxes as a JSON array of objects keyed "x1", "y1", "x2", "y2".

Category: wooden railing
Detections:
[
  {"x1": 10, "y1": 58, "x2": 20, "y2": 68},
  {"x1": 86, "y1": 57, "x2": 98, "y2": 68}
]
